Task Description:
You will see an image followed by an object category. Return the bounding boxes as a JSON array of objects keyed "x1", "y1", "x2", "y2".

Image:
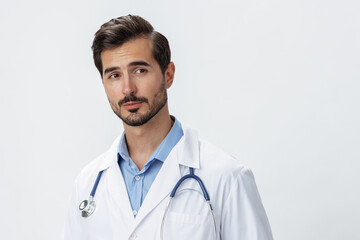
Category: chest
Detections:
[{"x1": 80, "y1": 169, "x2": 221, "y2": 240}]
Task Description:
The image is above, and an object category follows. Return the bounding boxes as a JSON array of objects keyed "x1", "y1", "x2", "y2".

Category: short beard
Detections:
[{"x1": 110, "y1": 80, "x2": 168, "y2": 127}]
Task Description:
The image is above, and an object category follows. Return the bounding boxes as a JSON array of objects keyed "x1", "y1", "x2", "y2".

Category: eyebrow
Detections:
[
  {"x1": 103, "y1": 67, "x2": 119, "y2": 76},
  {"x1": 128, "y1": 61, "x2": 151, "y2": 67},
  {"x1": 103, "y1": 61, "x2": 151, "y2": 76}
]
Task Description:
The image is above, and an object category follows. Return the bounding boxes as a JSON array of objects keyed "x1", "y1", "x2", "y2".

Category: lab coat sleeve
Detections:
[{"x1": 220, "y1": 167, "x2": 273, "y2": 240}]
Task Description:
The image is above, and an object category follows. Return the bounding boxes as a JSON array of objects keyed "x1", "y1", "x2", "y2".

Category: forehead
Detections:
[{"x1": 101, "y1": 37, "x2": 155, "y2": 68}]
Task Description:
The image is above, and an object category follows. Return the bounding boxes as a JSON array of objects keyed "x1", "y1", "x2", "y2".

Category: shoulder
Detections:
[
  {"x1": 179, "y1": 123, "x2": 249, "y2": 178},
  {"x1": 75, "y1": 151, "x2": 107, "y2": 182},
  {"x1": 195, "y1": 138, "x2": 260, "y2": 208},
  {"x1": 74, "y1": 136, "x2": 120, "y2": 187},
  {"x1": 198, "y1": 137, "x2": 248, "y2": 176},
  {"x1": 198, "y1": 137, "x2": 259, "y2": 194}
]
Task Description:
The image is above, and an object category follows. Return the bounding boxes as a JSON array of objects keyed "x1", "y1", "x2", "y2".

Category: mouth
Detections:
[{"x1": 122, "y1": 101, "x2": 143, "y2": 110}]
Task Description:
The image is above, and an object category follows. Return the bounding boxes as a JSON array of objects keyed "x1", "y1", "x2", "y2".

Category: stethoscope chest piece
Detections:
[{"x1": 79, "y1": 197, "x2": 96, "y2": 217}]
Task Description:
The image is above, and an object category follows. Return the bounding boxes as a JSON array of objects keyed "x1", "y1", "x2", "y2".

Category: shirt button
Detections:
[
  {"x1": 133, "y1": 210, "x2": 138, "y2": 216},
  {"x1": 135, "y1": 175, "x2": 141, "y2": 181}
]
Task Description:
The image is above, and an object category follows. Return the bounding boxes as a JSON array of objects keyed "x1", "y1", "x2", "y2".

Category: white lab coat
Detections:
[{"x1": 63, "y1": 127, "x2": 273, "y2": 240}]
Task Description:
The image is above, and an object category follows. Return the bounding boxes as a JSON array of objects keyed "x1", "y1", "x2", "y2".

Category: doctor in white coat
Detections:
[{"x1": 63, "y1": 15, "x2": 273, "y2": 240}]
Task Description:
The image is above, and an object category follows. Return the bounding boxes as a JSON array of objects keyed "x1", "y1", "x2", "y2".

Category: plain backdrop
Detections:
[{"x1": 1, "y1": 0, "x2": 359, "y2": 239}]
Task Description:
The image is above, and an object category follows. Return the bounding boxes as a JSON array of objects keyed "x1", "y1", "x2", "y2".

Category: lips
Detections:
[{"x1": 122, "y1": 101, "x2": 143, "y2": 110}]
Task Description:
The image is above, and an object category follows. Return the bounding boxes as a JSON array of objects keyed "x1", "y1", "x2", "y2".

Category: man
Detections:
[{"x1": 63, "y1": 15, "x2": 273, "y2": 240}]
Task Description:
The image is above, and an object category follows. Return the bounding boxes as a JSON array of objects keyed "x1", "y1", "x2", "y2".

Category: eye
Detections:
[
  {"x1": 135, "y1": 68, "x2": 147, "y2": 74},
  {"x1": 109, "y1": 73, "x2": 119, "y2": 79}
]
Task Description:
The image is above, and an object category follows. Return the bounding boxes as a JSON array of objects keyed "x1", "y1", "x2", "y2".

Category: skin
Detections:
[{"x1": 101, "y1": 37, "x2": 175, "y2": 170}]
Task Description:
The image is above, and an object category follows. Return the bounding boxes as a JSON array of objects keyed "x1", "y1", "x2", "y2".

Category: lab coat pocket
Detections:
[{"x1": 163, "y1": 211, "x2": 214, "y2": 239}]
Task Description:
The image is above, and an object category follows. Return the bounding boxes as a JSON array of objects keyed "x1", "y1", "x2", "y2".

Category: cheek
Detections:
[
  {"x1": 104, "y1": 84, "x2": 122, "y2": 101},
  {"x1": 144, "y1": 79, "x2": 163, "y2": 94}
]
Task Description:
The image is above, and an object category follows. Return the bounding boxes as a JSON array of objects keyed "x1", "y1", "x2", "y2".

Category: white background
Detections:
[{"x1": 1, "y1": 0, "x2": 359, "y2": 239}]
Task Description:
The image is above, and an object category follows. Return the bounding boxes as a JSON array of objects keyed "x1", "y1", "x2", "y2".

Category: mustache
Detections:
[{"x1": 118, "y1": 95, "x2": 149, "y2": 106}]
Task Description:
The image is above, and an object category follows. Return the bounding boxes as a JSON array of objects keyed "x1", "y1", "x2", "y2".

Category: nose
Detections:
[{"x1": 122, "y1": 73, "x2": 137, "y2": 95}]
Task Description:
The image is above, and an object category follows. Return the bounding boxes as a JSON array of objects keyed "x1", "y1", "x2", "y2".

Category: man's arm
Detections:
[{"x1": 220, "y1": 167, "x2": 273, "y2": 239}]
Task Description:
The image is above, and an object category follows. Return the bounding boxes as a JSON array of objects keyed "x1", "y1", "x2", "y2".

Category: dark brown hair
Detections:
[{"x1": 92, "y1": 15, "x2": 171, "y2": 77}]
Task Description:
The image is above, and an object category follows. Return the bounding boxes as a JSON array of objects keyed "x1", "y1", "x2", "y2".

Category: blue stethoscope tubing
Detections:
[
  {"x1": 160, "y1": 167, "x2": 217, "y2": 240},
  {"x1": 79, "y1": 167, "x2": 217, "y2": 239}
]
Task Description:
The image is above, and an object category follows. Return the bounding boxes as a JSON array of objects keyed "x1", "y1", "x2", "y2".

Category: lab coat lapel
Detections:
[
  {"x1": 133, "y1": 128, "x2": 200, "y2": 228},
  {"x1": 107, "y1": 156, "x2": 134, "y2": 218},
  {"x1": 102, "y1": 142, "x2": 135, "y2": 231},
  {"x1": 133, "y1": 145, "x2": 181, "y2": 226}
]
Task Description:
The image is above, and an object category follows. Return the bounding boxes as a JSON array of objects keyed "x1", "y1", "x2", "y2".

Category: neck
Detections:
[{"x1": 123, "y1": 104, "x2": 173, "y2": 170}]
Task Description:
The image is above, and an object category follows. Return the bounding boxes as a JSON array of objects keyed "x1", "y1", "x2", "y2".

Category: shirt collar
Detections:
[
  {"x1": 118, "y1": 132, "x2": 130, "y2": 161},
  {"x1": 117, "y1": 116, "x2": 184, "y2": 164},
  {"x1": 147, "y1": 116, "x2": 183, "y2": 163},
  {"x1": 98, "y1": 121, "x2": 200, "y2": 172}
]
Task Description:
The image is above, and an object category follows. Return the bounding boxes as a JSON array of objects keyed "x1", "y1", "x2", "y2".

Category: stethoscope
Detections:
[
  {"x1": 79, "y1": 167, "x2": 217, "y2": 240},
  {"x1": 79, "y1": 170, "x2": 104, "y2": 217}
]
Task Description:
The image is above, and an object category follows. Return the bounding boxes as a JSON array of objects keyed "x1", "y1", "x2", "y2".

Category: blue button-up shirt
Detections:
[{"x1": 118, "y1": 117, "x2": 183, "y2": 217}]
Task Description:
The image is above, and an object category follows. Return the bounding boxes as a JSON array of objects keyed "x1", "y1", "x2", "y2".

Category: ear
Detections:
[{"x1": 164, "y1": 62, "x2": 175, "y2": 89}]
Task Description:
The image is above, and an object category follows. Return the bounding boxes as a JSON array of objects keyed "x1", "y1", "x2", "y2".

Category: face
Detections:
[{"x1": 101, "y1": 37, "x2": 174, "y2": 127}]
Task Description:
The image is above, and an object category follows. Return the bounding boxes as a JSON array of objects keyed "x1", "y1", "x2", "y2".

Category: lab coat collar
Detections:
[
  {"x1": 97, "y1": 123, "x2": 200, "y2": 172},
  {"x1": 98, "y1": 135, "x2": 121, "y2": 171},
  {"x1": 176, "y1": 126, "x2": 200, "y2": 169}
]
